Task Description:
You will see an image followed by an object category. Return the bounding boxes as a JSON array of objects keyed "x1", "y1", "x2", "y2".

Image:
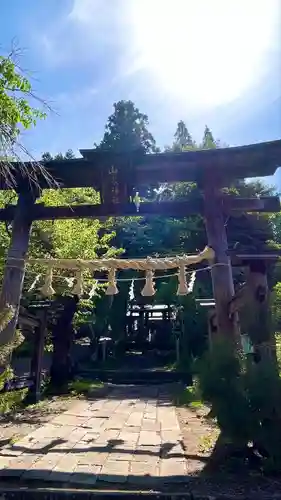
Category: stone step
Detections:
[
  {"x1": 79, "y1": 370, "x2": 192, "y2": 385},
  {"x1": 0, "y1": 488, "x2": 248, "y2": 500}
]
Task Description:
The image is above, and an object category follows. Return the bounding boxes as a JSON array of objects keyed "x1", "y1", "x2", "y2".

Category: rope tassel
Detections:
[
  {"x1": 105, "y1": 268, "x2": 118, "y2": 295},
  {"x1": 177, "y1": 265, "x2": 188, "y2": 296},
  {"x1": 187, "y1": 271, "x2": 196, "y2": 293},
  {"x1": 141, "y1": 270, "x2": 156, "y2": 296},
  {"x1": 28, "y1": 274, "x2": 42, "y2": 293},
  {"x1": 72, "y1": 269, "x2": 83, "y2": 297},
  {"x1": 40, "y1": 267, "x2": 55, "y2": 297},
  {"x1": 89, "y1": 280, "x2": 98, "y2": 298}
]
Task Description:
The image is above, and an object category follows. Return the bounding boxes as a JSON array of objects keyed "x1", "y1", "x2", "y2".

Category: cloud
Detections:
[
  {"x1": 36, "y1": 0, "x2": 131, "y2": 68},
  {"x1": 68, "y1": 0, "x2": 108, "y2": 24},
  {"x1": 28, "y1": 0, "x2": 280, "y2": 156}
]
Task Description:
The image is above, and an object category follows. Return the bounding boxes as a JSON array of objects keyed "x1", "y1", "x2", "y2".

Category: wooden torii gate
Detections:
[{"x1": 0, "y1": 140, "x2": 280, "y2": 347}]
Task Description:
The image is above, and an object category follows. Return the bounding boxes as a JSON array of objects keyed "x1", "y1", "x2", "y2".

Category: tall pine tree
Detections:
[
  {"x1": 201, "y1": 125, "x2": 216, "y2": 149},
  {"x1": 97, "y1": 100, "x2": 158, "y2": 154},
  {"x1": 173, "y1": 120, "x2": 194, "y2": 151}
]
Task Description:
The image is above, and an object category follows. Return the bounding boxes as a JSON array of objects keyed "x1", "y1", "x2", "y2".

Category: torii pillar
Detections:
[
  {"x1": 0, "y1": 185, "x2": 37, "y2": 348},
  {"x1": 203, "y1": 177, "x2": 240, "y2": 344}
]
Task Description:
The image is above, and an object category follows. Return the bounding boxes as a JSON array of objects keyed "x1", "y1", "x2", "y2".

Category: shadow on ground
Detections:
[
  {"x1": 1, "y1": 384, "x2": 281, "y2": 498},
  {"x1": 0, "y1": 437, "x2": 208, "y2": 464}
]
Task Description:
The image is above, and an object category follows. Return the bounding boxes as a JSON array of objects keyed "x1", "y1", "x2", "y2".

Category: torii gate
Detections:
[{"x1": 0, "y1": 140, "x2": 280, "y2": 348}]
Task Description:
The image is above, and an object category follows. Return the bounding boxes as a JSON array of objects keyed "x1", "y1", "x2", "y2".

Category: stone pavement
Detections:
[{"x1": 0, "y1": 385, "x2": 188, "y2": 486}]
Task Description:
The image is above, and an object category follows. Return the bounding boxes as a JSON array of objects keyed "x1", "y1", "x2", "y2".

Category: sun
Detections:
[{"x1": 128, "y1": 0, "x2": 278, "y2": 110}]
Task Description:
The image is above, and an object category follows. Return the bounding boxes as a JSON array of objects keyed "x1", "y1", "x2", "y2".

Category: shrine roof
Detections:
[{"x1": 0, "y1": 139, "x2": 280, "y2": 190}]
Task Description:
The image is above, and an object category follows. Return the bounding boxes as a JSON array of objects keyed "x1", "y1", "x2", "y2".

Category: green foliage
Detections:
[
  {"x1": 200, "y1": 125, "x2": 217, "y2": 149},
  {"x1": 276, "y1": 334, "x2": 281, "y2": 368},
  {"x1": 197, "y1": 340, "x2": 252, "y2": 443},
  {"x1": 69, "y1": 378, "x2": 103, "y2": 396},
  {"x1": 18, "y1": 151, "x2": 118, "y2": 301},
  {"x1": 0, "y1": 362, "x2": 26, "y2": 415},
  {"x1": 175, "y1": 382, "x2": 204, "y2": 410},
  {"x1": 165, "y1": 121, "x2": 216, "y2": 153},
  {"x1": 0, "y1": 52, "x2": 46, "y2": 160},
  {"x1": 198, "y1": 432, "x2": 218, "y2": 453},
  {"x1": 0, "y1": 366, "x2": 13, "y2": 391},
  {"x1": 272, "y1": 285, "x2": 281, "y2": 332},
  {"x1": 0, "y1": 388, "x2": 28, "y2": 414},
  {"x1": 97, "y1": 100, "x2": 158, "y2": 154},
  {"x1": 171, "y1": 120, "x2": 195, "y2": 151},
  {"x1": 0, "y1": 303, "x2": 26, "y2": 413},
  {"x1": 197, "y1": 339, "x2": 281, "y2": 470},
  {"x1": 72, "y1": 298, "x2": 97, "y2": 331}
]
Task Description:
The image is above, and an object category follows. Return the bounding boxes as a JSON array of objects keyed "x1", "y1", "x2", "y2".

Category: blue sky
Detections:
[{"x1": 1, "y1": 0, "x2": 281, "y2": 184}]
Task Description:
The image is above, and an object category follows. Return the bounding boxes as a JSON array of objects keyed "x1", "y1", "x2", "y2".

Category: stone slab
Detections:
[
  {"x1": 70, "y1": 464, "x2": 101, "y2": 485},
  {"x1": 99, "y1": 459, "x2": 130, "y2": 483},
  {"x1": 128, "y1": 460, "x2": 159, "y2": 484},
  {"x1": 0, "y1": 385, "x2": 187, "y2": 486}
]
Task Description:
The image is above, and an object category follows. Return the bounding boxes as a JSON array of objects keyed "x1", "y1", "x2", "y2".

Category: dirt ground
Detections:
[
  {"x1": 176, "y1": 402, "x2": 218, "y2": 475},
  {"x1": 176, "y1": 402, "x2": 281, "y2": 498}
]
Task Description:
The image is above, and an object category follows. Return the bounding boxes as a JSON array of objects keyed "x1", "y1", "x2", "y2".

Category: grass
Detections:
[
  {"x1": 174, "y1": 381, "x2": 204, "y2": 410},
  {"x1": 9, "y1": 433, "x2": 23, "y2": 445},
  {"x1": 0, "y1": 377, "x2": 103, "y2": 417},
  {"x1": 198, "y1": 431, "x2": 219, "y2": 453},
  {"x1": 164, "y1": 361, "x2": 178, "y2": 372},
  {"x1": 68, "y1": 378, "x2": 104, "y2": 396},
  {"x1": 25, "y1": 399, "x2": 48, "y2": 411}
]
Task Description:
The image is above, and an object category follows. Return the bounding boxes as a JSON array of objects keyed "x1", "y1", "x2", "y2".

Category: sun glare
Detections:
[{"x1": 129, "y1": 0, "x2": 278, "y2": 109}]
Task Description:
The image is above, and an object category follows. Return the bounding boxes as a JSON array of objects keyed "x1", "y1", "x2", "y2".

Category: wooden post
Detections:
[
  {"x1": 203, "y1": 180, "x2": 239, "y2": 343},
  {"x1": 28, "y1": 309, "x2": 47, "y2": 403},
  {"x1": 0, "y1": 188, "x2": 36, "y2": 348}
]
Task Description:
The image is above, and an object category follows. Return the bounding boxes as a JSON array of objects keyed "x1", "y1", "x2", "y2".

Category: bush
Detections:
[
  {"x1": 197, "y1": 338, "x2": 281, "y2": 472},
  {"x1": 0, "y1": 306, "x2": 28, "y2": 414},
  {"x1": 0, "y1": 388, "x2": 28, "y2": 414},
  {"x1": 276, "y1": 333, "x2": 281, "y2": 370},
  {"x1": 0, "y1": 366, "x2": 28, "y2": 414}
]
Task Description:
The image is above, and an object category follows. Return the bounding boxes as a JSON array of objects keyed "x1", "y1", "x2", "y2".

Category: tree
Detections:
[
  {"x1": 97, "y1": 100, "x2": 158, "y2": 154},
  {"x1": 94, "y1": 101, "x2": 161, "y2": 341},
  {"x1": 0, "y1": 49, "x2": 48, "y2": 185},
  {"x1": 42, "y1": 149, "x2": 75, "y2": 162},
  {"x1": 200, "y1": 125, "x2": 217, "y2": 149},
  {"x1": 172, "y1": 120, "x2": 194, "y2": 151}
]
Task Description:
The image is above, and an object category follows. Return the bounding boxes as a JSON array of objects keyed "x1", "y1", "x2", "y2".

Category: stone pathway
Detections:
[{"x1": 0, "y1": 385, "x2": 188, "y2": 487}]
